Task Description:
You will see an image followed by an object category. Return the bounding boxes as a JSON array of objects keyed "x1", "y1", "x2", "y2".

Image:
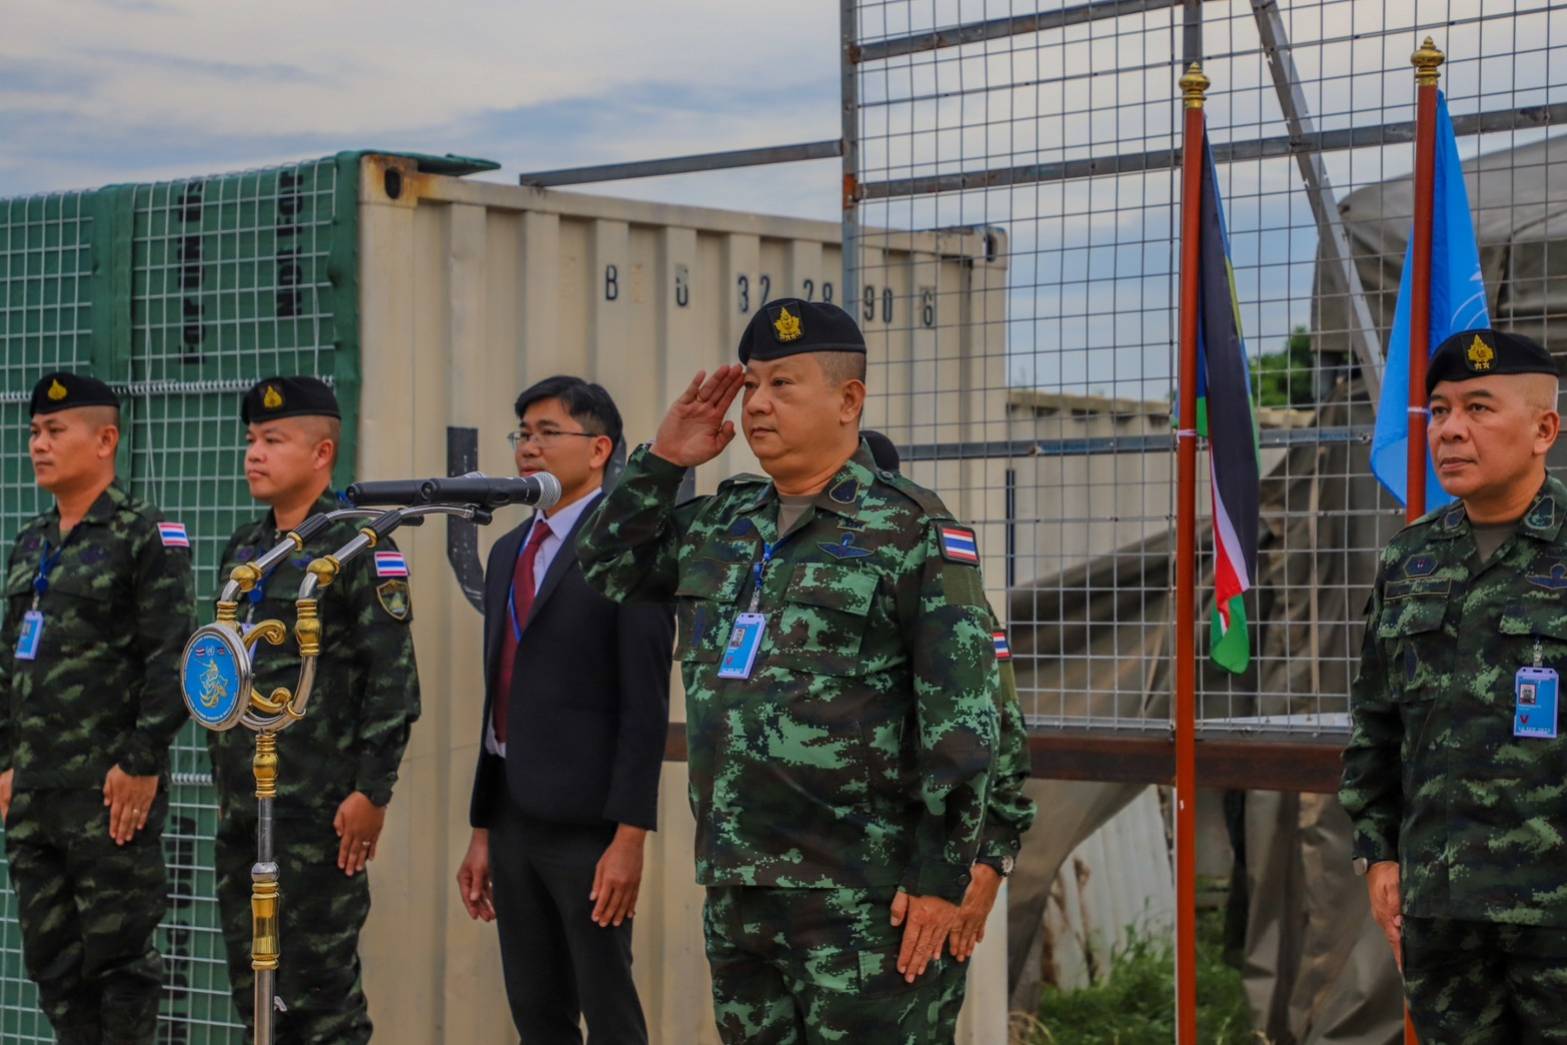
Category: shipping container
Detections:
[{"x1": 0, "y1": 152, "x2": 1013, "y2": 1044}]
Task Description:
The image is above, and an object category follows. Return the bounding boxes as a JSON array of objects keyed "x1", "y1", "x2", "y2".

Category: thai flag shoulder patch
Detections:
[
  {"x1": 157, "y1": 521, "x2": 190, "y2": 548},
  {"x1": 993, "y1": 631, "x2": 1011, "y2": 660},
  {"x1": 937, "y1": 524, "x2": 980, "y2": 565},
  {"x1": 374, "y1": 550, "x2": 409, "y2": 578}
]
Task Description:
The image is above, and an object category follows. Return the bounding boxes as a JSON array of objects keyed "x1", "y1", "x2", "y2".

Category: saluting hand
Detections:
[
  {"x1": 334, "y1": 791, "x2": 387, "y2": 876},
  {"x1": 891, "y1": 891, "x2": 960, "y2": 983},
  {"x1": 103, "y1": 765, "x2": 157, "y2": 845},
  {"x1": 649, "y1": 366, "x2": 746, "y2": 468}
]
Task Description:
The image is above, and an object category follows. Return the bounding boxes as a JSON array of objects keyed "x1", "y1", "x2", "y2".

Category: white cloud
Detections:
[{"x1": 4, "y1": 0, "x2": 835, "y2": 138}]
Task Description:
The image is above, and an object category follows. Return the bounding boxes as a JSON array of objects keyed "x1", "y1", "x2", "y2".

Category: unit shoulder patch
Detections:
[{"x1": 376, "y1": 579, "x2": 411, "y2": 621}]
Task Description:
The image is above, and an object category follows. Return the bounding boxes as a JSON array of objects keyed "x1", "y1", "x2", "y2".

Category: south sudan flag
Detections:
[{"x1": 1195, "y1": 142, "x2": 1260, "y2": 675}]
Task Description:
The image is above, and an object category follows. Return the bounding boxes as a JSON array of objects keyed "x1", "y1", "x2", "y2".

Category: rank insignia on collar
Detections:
[
  {"x1": 819, "y1": 533, "x2": 872, "y2": 560},
  {"x1": 376, "y1": 579, "x2": 411, "y2": 621},
  {"x1": 829, "y1": 478, "x2": 858, "y2": 504},
  {"x1": 1527, "y1": 497, "x2": 1556, "y2": 531},
  {"x1": 1527, "y1": 562, "x2": 1567, "y2": 591},
  {"x1": 1403, "y1": 555, "x2": 1437, "y2": 577}
]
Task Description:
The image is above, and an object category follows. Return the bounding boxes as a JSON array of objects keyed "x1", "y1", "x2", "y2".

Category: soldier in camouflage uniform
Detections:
[
  {"x1": 578, "y1": 301, "x2": 1000, "y2": 1044},
  {"x1": 0, "y1": 372, "x2": 196, "y2": 1045},
  {"x1": 208, "y1": 377, "x2": 419, "y2": 1044},
  {"x1": 861, "y1": 429, "x2": 1035, "y2": 1037},
  {"x1": 1341, "y1": 328, "x2": 1567, "y2": 1043}
]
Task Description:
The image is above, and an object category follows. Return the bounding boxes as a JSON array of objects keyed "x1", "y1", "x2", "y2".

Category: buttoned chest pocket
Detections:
[
  {"x1": 674, "y1": 561, "x2": 748, "y2": 663},
  {"x1": 37, "y1": 569, "x2": 121, "y2": 649},
  {"x1": 1377, "y1": 582, "x2": 1451, "y2": 700},
  {"x1": 1498, "y1": 601, "x2": 1567, "y2": 674},
  {"x1": 769, "y1": 563, "x2": 879, "y2": 676}
]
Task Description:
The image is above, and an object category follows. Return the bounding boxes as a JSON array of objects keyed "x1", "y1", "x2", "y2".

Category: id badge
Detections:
[
  {"x1": 717, "y1": 612, "x2": 767, "y2": 680},
  {"x1": 15, "y1": 610, "x2": 43, "y2": 661},
  {"x1": 1514, "y1": 666, "x2": 1559, "y2": 739}
]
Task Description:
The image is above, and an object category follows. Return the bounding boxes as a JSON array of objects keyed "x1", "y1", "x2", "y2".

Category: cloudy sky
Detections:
[
  {"x1": 0, "y1": 0, "x2": 844, "y2": 216},
  {"x1": 6, "y1": 0, "x2": 1560, "y2": 400}
]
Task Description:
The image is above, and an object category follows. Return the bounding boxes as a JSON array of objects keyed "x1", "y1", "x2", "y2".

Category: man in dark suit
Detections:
[{"x1": 457, "y1": 375, "x2": 674, "y2": 1044}]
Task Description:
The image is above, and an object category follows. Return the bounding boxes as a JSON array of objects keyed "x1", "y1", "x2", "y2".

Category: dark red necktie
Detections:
[{"x1": 493, "y1": 520, "x2": 551, "y2": 745}]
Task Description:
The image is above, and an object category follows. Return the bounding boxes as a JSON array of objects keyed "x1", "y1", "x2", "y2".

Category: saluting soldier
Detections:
[
  {"x1": 0, "y1": 372, "x2": 196, "y2": 1045},
  {"x1": 1341, "y1": 328, "x2": 1567, "y2": 1041},
  {"x1": 578, "y1": 300, "x2": 1000, "y2": 1044},
  {"x1": 208, "y1": 377, "x2": 420, "y2": 1043},
  {"x1": 860, "y1": 429, "x2": 1035, "y2": 1036}
]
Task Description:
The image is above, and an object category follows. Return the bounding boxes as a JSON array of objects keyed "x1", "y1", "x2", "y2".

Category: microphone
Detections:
[
  {"x1": 419, "y1": 473, "x2": 562, "y2": 510},
  {"x1": 343, "y1": 480, "x2": 428, "y2": 506}
]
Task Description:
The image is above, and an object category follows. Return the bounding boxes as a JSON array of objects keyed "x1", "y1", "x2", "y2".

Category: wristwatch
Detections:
[
  {"x1": 1352, "y1": 857, "x2": 1370, "y2": 876},
  {"x1": 976, "y1": 854, "x2": 1015, "y2": 878}
]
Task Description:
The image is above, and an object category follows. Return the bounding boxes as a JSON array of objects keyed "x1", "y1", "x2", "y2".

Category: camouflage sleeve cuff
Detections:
[
  {"x1": 979, "y1": 832, "x2": 1023, "y2": 863},
  {"x1": 117, "y1": 734, "x2": 166, "y2": 777},
  {"x1": 1352, "y1": 832, "x2": 1398, "y2": 865},
  {"x1": 632, "y1": 444, "x2": 691, "y2": 487},
  {"x1": 356, "y1": 764, "x2": 396, "y2": 807},
  {"x1": 903, "y1": 860, "x2": 974, "y2": 904}
]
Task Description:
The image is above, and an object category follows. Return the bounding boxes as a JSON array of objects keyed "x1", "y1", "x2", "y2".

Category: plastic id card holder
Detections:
[
  {"x1": 15, "y1": 610, "x2": 42, "y2": 661},
  {"x1": 717, "y1": 612, "x2": 767, "y2": 680},
  {"x1": 1514, "y1": 666, "x2": 1559, "y2": 739}
]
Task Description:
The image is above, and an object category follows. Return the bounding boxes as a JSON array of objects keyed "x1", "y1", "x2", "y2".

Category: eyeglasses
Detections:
[{"x1": 506, "y1": 428, "x2": 600, "y2": 450}]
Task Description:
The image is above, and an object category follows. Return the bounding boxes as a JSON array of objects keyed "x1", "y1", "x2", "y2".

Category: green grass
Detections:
[{"x1": 1020, "y1": 908, "x2": 1263, "y2": 1045}]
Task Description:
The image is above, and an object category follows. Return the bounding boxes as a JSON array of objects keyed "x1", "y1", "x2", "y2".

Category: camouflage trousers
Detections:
[
  {"x1": 703, "y1": 886, "x2": 967, "y2": 1045},
  {"x1": 1404, "y1": 916, "x2": 1567, "y2": 1044},
  {"x1": 215, "y1": 811, "x2": 372, "y2": 1045},
  {"x1": 4, "y1": 788, "x2": 168, "y2": 1045}
]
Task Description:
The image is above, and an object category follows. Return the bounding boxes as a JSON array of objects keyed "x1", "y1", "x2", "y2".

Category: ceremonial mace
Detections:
[{"x1": 179, "y1": 473, "x2": 560, "y2": 1045}]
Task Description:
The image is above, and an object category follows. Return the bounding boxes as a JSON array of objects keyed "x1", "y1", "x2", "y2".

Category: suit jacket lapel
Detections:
[{"x1": 521, "y1": 505, "x2": 594, "y2": 634}]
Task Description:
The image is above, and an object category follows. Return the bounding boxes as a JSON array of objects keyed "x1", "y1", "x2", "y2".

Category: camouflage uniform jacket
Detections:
[
  {"x1": 1341, "y1": 473, "x2": 1567, "y2": 926},
  {"x1": 578, "y1": 443, "x2": 999, "y2": 903},
  {"x1": 980, "y1": 620, "x2": 1035, "y2": 864},
  {"x1": 208, "y1": 493, "x2": 420, "y2": 820},
  {"x1": 0, "y1": 482, "x2": 196, "y2": 786}
]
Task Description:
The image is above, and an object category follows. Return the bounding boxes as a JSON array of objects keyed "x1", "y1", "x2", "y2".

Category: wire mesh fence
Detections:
[
  {"x1": 847, "y1": 0, "x2": 1567, "y2": 740},
  {"x1": 0, "y1": 155, "x2": 359, "y2": 1042}
]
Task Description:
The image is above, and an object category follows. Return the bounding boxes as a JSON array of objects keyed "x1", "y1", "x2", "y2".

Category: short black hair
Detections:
[{"x1": 514, "y1": 375, "x2": 623, "y2": 448}]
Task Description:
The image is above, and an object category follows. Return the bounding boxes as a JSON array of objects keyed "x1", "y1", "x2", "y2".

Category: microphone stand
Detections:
[{"x1": 180, "y1": 497, "x2": 497, "y2": 1045}]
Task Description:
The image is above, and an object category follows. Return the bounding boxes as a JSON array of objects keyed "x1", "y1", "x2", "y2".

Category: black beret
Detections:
[
  {"x1": 30, "y1": 372, "x2": 118, "y2": 416},
  {"x1": 862, "y1": 429, "x2": 901, "y2": 473},
  {"x1": 738, "y1": 298, "x2": 866, "y2": 365},
  {"x1": 241, "y1": 376, "x2": 340, "y2": 424},
  {"x1": 1427, "y1": 328, "x2": 1560, "y2": 395}
]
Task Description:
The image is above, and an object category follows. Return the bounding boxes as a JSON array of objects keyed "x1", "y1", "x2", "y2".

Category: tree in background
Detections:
[{"x1": 1250, "y1": 326, "x2": 1315, "y2": 408}]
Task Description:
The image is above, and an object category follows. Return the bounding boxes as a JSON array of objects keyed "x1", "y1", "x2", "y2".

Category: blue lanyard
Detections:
[
  {"x1": 33, "y1": 537, "x2": 70, "y2": 601},
  {"x1": 748, "y1": 543, "x2": 776, "y2": 614},
  {"x1": 247, "y1": 558, "x2": 284, "y2": 611}
]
